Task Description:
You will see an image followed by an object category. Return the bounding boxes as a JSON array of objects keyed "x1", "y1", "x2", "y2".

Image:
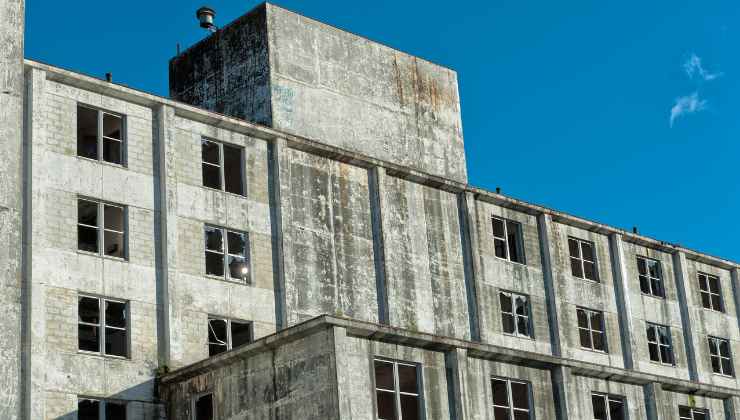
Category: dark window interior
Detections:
[
  {"x1": 78, "y1": 199, "x2": 99, "y2": 253},
  {"x1": 208, "y1": 318, "x2": 228, "y2": 356},
  {"x1": 77, "y1": 106, "x2": 99, "y2": 160},
  {"x1": 78, "y1": 297, "x2": 100, "y2": 352},
  {"x1": 102, "y1": 113, "x2": 123, "y2": 164},
  {"x1": 78, "y1": 399, "x2": 100, "y2": 420},
  {"x1": 105, "y1": 402, "x2": 127, "y2": 420},
  {"x1": 223, "y1": 143, "x2": 244, "y2": 195},
  {"x1": 104, "y1": 300, "x2": 127, "y2": 357},
  {"x1": 230, "y1": 321, "x2": 252, "y2": 349},
  {"x1": 195, "y1": 393, "x2": 214, "y2": 420},
  {"x1": 103, "y1": 204, "x2": 125, "y2": 258},
  {"x1": 205, "y1": 226, "x2": 225, "y2": 276},
  {"x1": 202, "y1": 140, "x2": 222, "y2": 190},
  {"x1": 78, "y1": 105, "x2": 124, "y2": 164}
]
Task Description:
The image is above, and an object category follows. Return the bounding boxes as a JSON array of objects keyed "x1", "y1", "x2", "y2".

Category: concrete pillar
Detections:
[
  {"x1": 457, "y1": 192, "x2": 481, "y2": 341},
  {"x1": 724, "y1": 395, "x2": 740, "y2": 420},
  {"x1": 551, "y1": 365, "x2": 574, "y2": 420},
  {"x1": 644, "y1": 382, "x2": 665, "y2": 420},
  {"x1": 0, "y1": 0, "x2": 25, "y2": 418},
  {"x1": 444, "y1": 348, "x2": 470, "y2": 420},
  {"x1": 268, "y1": 137, "x2": 288, "y2": 330},
  {"x1": 538, "y1": 213, "x2": 563, "y2": 356},
  {"x1": 672, "y1": 251, "x2": 699, "y2": 381},
  {"x1": 730, "y1": 268, "x2": 740, "y2": 341},
  {"x1": 368, "y1": 167, "x2": 389, "y2": 324},
  {"x1": 608, "y1": 233, "x2": 636, "y2": 369}
]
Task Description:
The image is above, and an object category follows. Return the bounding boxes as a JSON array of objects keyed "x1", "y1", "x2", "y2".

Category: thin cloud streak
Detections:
[
  {"x1": 670, "y1": 92, "x2": 707, "y2": 127},
  {"x1": 683, "y1": 53, "x2": 722, "y2": 81}
]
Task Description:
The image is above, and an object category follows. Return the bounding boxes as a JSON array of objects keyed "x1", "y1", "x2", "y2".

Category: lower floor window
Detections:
[
  {"x1": 491, "y1": 378, "x2": 531, "y2": 420},
  {"x1": 708, "y1": 336, "x2": 734, "y2": 376},
  {"x1": 591, "y1": 393, "x2": 625, "y2": 420},
  {"x1": 208, "y1": 317, "x2": 253, "y2": 356},
  {"x1": 680, "y1": 406, "x2": 709, "y2": 420},
  {"x1": 193, "y1": 392, "x2": 214, "y2": 420},
  {"x1": 374, "y1": 359, "x2": 422, "y2": 420},
  {"x1": 78, "y1": 398, "x2": 127, "y2": 420}
]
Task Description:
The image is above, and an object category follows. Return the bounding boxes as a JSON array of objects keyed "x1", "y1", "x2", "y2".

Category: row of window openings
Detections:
[{"x1": 77, "y1": 105, "x2": 247, "y2": 197}]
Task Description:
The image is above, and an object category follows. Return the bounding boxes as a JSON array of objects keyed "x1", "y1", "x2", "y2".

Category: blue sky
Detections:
[{"x1": 26, "y1": 1, "x2": 740, "y2": 261}]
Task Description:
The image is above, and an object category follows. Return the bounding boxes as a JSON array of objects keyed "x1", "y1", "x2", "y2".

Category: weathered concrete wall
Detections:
[
  {"x1": 658, "y1": 389, "x2": 728, "y2": 420},
  {"x1": 0, "y1": 0, "x2": 24, "y2": 418},
  {"x1": 279, "y1": 148, "x2": 378, "y2": 325},
  {"x1": 161, "y1": 327, "x2": 340, "y2": 420},
  {"x1": 567, "y1": 375, "x2": 648, "y2": 419},
  {"x1": 381, "y1": 176, "x2": 469, "y2": 339}
]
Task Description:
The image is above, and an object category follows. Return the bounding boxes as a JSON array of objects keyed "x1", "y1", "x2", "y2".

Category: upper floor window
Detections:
[
  {"x1": 708, "y1": 336, "x2": 734, "y2": 377},
  {"x1": 78, "y1": 295, "x2": 128, "y2": 358},
  {"x1": 679, "y1": 406, "x2": 709, "y2": 420},
  {"x1": 491, "y1": 216, "x2": 525, "y2": 264},
  {"x1": 500, "y1": 291, "x2": 532, "y2": 338},
  {"x1": 204, "y1": 225, "x2": 250, "y2": 283},
  {"x1": 577, "y1": 307, "x2": 607, "y2": 352},
  {"x1": 646, "y1": 323, "x2": 674, "y2": 365},
  {"x1": 374, "y1": 359, "x2": 422, "y2": 420},
  {"x1": 78, "y1": 198, "x2": 126, "y2": 259},
  {"x1": 491, "y1": 378, "x2": 532, "y2": 420},
  {"x1": 77, "y1": 104, "x2": 125, "y2": 165},
  {"x1": 192, "y1": 392, "x2": 214, "y2": 420},
  {"x1": 207, "y1": 317, "x2": 253, "y2": 357},
  {"x1": 78, "y1": 398, "x2": 127, "y2": 420},
  {"x1": 201, "y1": 139, "x2": 245, "y2": 196},
  {"x1": 568, "y1": 237, "x2": 598, "y2": 281},
  {"x1": 591, "y1": 393, "x2": 625, "y2": 420},
  {"x1": 698, "y1": 273, "x2": 723, "y2": 312},
  {"x1": 637, "y1": 256, "x2": 664, "y2": 298}
]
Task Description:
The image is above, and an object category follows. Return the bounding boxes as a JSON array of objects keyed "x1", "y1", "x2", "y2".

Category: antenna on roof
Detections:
[{"x1": 196, "y1": 6, "x2": 218, "y2": 33}]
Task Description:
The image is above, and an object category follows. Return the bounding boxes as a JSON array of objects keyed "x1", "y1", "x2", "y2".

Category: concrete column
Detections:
[
  {"x1": 730, "y1": 268, "x2": 740, "y2": 340},
  {"x1": 457, "y1": 192, "x2": 481, "y2": 341},
  {"x1": 672, "y1": 251, "x2": 699, "y2": 381},
  {"x1": 538, "y1": 213, "x2": 563, "y2": 356},
  {"x1": 268, "y1": 137, "x2": 288, "y2": 330},
  {"x1": 644, "y1": 382, "x2": 665, "y2": 420},
  {"x1": 368, "y1": 167, "x2": 390, "y2": 324},
  {"x1": 608, "y1": 233, "x2": 636, "y2": 369},
  {"x1": 444, "y1": 348, "x2": 470, "y2": 420},
  {"x1": 0, "y1": 0, "x2": 25, "y2": 418},
  {"x1": 551, "y1": 365, "x2": 574, "y2": 420},
  {"x1": 724, "y1": 395, "x2": 740, "y2": 420},
  {"x1": 331, "y1": 326, "x2": 352, "y2": 420}
]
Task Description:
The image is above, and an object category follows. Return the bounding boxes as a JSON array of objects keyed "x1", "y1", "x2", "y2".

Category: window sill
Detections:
[
  {"x1": 204, "y1": 274, "x2": 252, "y2": 286},
  {"x1": 640, "y1": 293, "x2": 666, "y2": 300},
  {"x1": 201, "y1": 185, "x2": 248, "y2": 200},
  {"x1": 78, "y1": 351, "x2": 130, "y2": 361},
  {"x1": 76, "y1": 250, "x2": 128, "y2": 263},
  {"x1": 648, "y1": 360, "x2": 676, "y2": 368},
  {"x1": 712, "y1": 372, "x2": 735, "y2": 379},
  {"x1": 493, "y1": 256, "x2": 528, "y2": 267},
  {"x1": 578, "y1": 346, "x2": 609, "y2": 355},
  {"x1": 572, "y1": 276, "x2": 601, "y2": 284},
  {"x1": 502, "y1": 332, "x2": 535, "y2": 341},
  {"x1": 701, "y1": 307, "x2": 726, "y2": 314},
  {"x1": 76, "y1": 155, "x2": 128, "y2": 169}
]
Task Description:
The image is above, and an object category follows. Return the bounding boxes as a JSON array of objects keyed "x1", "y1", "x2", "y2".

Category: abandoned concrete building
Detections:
[{"x1": 3, "y1": 0, "x2": 740, "y2": 419}]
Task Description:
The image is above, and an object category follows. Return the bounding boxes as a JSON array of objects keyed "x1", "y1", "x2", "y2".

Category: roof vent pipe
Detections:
[{"x1": 196, "y1": 6, "x2": 217, "y2": 32}]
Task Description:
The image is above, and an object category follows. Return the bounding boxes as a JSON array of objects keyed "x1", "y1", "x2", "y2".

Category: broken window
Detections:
[
  {"x1": 77, "y1": 104, "x2": 125, "y2": 165},
  {"x1": 591, "y1": 393, "x2": 625, "y2": 420},
  {"x1": 491, "y1": 378, "x2": 531, "y2": 420},
  {"x1": 680, "y1": 406, "x2": 709, "y2": 420},
  {"x1": 500, "y1": 291, "x2": 532, "y2": 338},
  {"x1": 577, "y1": 307, "x2": 607, "y2": 352},
  {"x1": 201, "y1": 139, "x2": 245, "y2": 195},
  {"x1": 637, "y1": 256, "x2": 664, "y2": 298},
  {"x1": 207, "y1": 317, "x2": 253, "y2": 357},
  {"x1": 698, "y1": 273, "x2": 723, "y2": 312},
  {"x1": 374, "y1": 359, "x2": 422, "y2": 420},
  {"x1": 78, "y1": 398, "x2": 127, "y2": 420},
  {"x1": 491, "y1": 216, "x2": 526, "y2": 264},
  {"x1": 646, "y1": 323, "x2": 673, "y2": 365},
  {"x1": 708, "y1": 336, "x2": 734, "y2": 376},
  {"x1": 204, "y1": 225, "x2": 250, "y2": 283},
  {"x1": 193, "y1": 393, "x2": 214, "y2": 420},
  {"x1": 78, "y1": 295, "x2": 128, "y2": 358},
  {"x1": 568, "y1": 237, "x2": 599, "y2": 281},
  {"x1": 78, "y1": 198, "x2": 126, "y2": 259}
]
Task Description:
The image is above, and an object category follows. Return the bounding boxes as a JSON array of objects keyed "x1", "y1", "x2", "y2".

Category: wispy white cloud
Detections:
[
  {"x1": 683, "y1": 53, "x2": 722, "y2": 81},
  {"x1": 670, "y1": 91, "x2": 707, "y2": 127}
]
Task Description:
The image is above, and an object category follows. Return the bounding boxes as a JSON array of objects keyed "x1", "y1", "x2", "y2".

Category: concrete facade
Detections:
[{"x1": 4, "y1": 1, "x2": 740, "y2": 419}]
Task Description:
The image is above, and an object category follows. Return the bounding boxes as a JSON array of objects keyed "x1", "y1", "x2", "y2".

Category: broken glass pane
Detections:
[
  {"x1": 228, "y1": 256, "x2": 249, "y2": 282},
  {"x1": 205, "y1": 226, "x2": 223, "y2": 252},
  {"x1": 208, "y1": 319, "x2": 228, "y2": 356},
  {"x1": 227, "y1": 231, "x2": 247, "y2": 256}
]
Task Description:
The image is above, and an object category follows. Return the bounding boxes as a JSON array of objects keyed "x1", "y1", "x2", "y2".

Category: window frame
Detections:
[
  {"x1": 204, "y1": 225, "x2": 252, "y2": 284},
  {"x1": 646, "y1": 322, "x2": 674, "y2": 366},
  {"x1": 679, "y1": 406, "x2": 710, "y2": 420},
  {"x1": 591, "y1": 392, "x2": 626, "y2": 420},
  {"x1": 576, "y1": 307, "x2": 608, "y2": 353},
  {"x1": 200, "y1": 138, "x2": 246, "y2": 197},
  {"x1": 636, "y1": 255, "x2": 665, "y2": 298},
  {"x1": 207, "y1": 316, "x2": 254, "y2": 357},
  {"x1": 491, "y1": 216, "x2": 526, "y2": 265},
  {"x1": 77, "y1": 397, "x2": 128, "y2": 420},
  {"x1": 491, "y1": 377, "x2": 533, "y2": 420},
  {"x1": 77, "y1": 104, "x2": 127, "y2": 166},
  {"x1": 568, "y1": 237, "x2": 599, "y2": 282},
  {"x1": 499, "y1": 291, "x2": 533, "y2": 339},
  {"x1": 77, "y1": 197, "x2": 128, "y2": 260},
  {"x1": 77, "y1": 294, "x2": 130, "y2": 359},
  {"x1": 191, "y1": 391, "x2": 216, "y2": 420},
  {"x1": 698, "y1": 272, "x2": 724, "y2": 313},
  {"x1": 373, "y1": 358, "x2": 424, "y2": 420},
  {"x1": 708, "y1": 336, "x2": 734, "y2": 377}
]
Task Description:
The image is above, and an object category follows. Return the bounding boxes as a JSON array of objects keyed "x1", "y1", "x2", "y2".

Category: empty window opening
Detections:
[
  {"x1": 698, "y1": 273, "x2": 723, "y2": 312},
  {"x1": 78, "y1": 295, "x2": 128, "y2": 358},
  {"x1": 208, "y1": 317, "x2": 253, "y2": 357},
  {"x1": 374, "y1": 359, "x2": 422, "y2": 420},
  {"x1": 646, "y1": 323, "x2": 673, "y2": 365},
  {"x1": 491, "y1": 216, "x2": 526, "y2": 264},
  {"x1": 77, "y1": 104, "x2": 125, "y2": 165},
  {"x1": 78, "y1": 198, "x2": 126, "y2": 259},
  {"x1": 708, "y1": 336, "x2": 734, "y2": 377},
  {"x1": 193, "y1": 393, "x2": 214, "y2": 420},
  {"x1": 78, "y1": 398, "x2": 127, "y2": 420},
  {"x1": 201, "y1": 139, "x2": 245, "y2": 196},
  {"x1": 500, "y1": 291, "x2": 532, "y2": 338},
  {"x1": 680, "y1": 406, "x2": 709, "y2": 420},
  {"x1": 491, "y1": 378, "x2": 532, "y2": 420},
  {"x1": 204, "y1": 225, "x2": 250, "y2": 283},
  {"x1": 568, "y1": 237, "x2": 598, "y2": 281},
  {"x1": 591, "y1": 393, "x2": 625, "y2": 420},
  {"x1": 577, "y1": 307, "x2": 607, "y2": 352},
  {"x1": 637, "y1": 256, "x2": 664, "y2": 298}
]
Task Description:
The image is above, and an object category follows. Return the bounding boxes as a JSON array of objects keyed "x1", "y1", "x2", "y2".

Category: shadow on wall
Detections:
[{"x1": 50, "y1": 379, "x2": 165, "y2": 420}]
